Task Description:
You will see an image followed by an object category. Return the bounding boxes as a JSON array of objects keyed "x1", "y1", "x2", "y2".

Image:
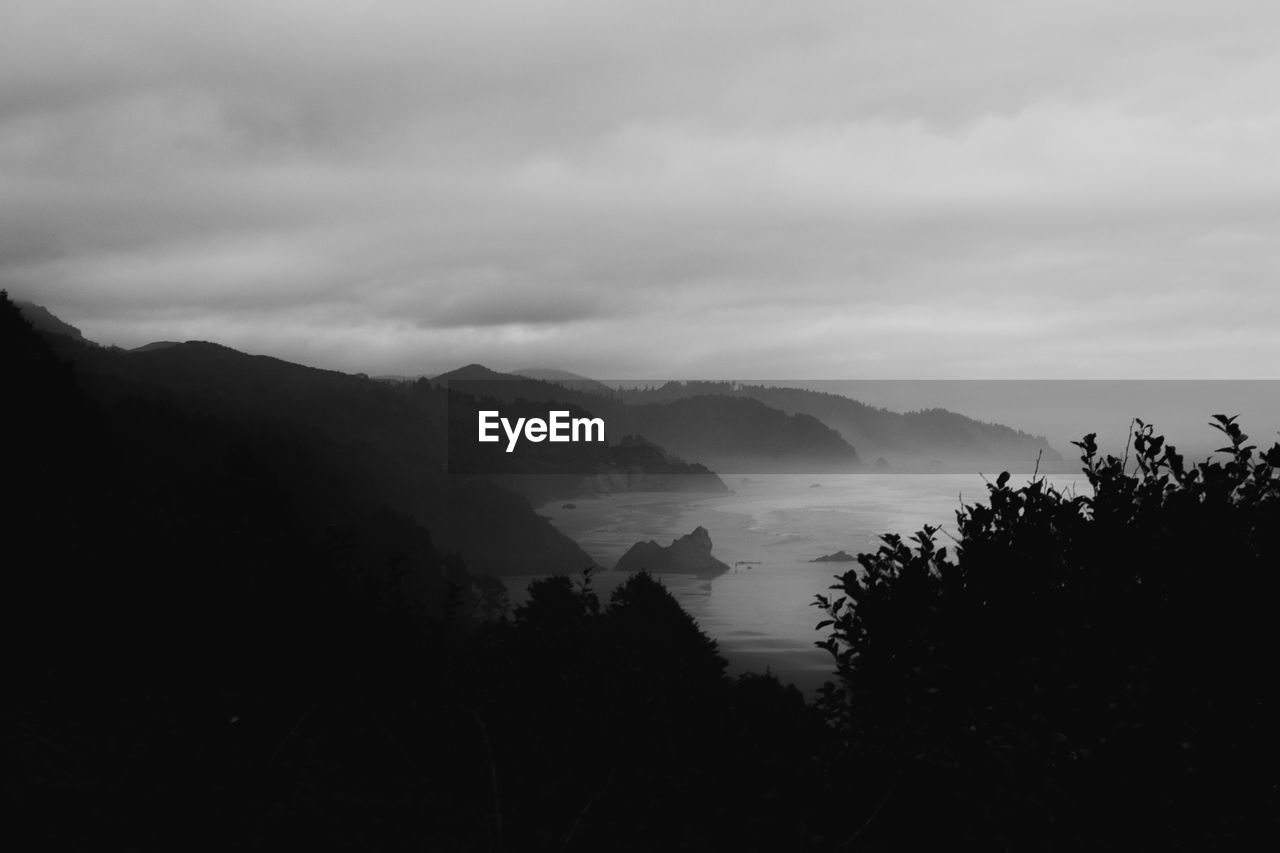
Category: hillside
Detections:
[
  {"x1": 3, "y1": 291, "x2": 836, "y2": 850},
  {"x1": 616, "y1": 381, "x2": 1060, "y2": 469},
  {"x1": 442, "y1": 384, "x2": 728, "y2": 501},
  {"x1": 440, "y1": 370, "x2": 1058, "y2": 470},
  {"x1": 29, "y1": 321, "x2": 593, "y2": 578},
  {"x1": 512, "y1": 366, "x2": 617, "y2": 396},
  {"x1": 626, "y1": 394, "x2": 861, "y2": 472},
  {"x1": 436, "y1": 367, "x2": 863, "y2": 472},
  {"x1": 15, "y1": 299, "x2": 85, "y2": 340}
]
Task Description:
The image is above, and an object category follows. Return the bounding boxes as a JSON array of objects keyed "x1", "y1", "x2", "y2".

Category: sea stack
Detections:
[{"x1": 616, "y1": 526, "x2": 731, "y2": 577}]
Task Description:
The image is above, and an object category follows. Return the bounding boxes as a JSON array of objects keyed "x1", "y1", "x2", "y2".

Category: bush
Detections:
[{"x1": 814, "y1": 417, "x2": 1280, "y2": 847}]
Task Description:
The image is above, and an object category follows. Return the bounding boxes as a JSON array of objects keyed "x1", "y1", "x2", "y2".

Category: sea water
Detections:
[{"x1": 518, "y1": 473, "x2": 1088, "y2": 694}]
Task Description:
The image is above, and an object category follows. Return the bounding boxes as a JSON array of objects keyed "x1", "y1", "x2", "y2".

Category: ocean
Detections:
[{"x1": 516, "y1": 472, "x2": 1089, "y2": 694}]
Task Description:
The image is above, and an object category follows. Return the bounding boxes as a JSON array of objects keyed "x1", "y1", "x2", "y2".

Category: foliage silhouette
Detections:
[{"x1": 814, "y1": 416, "x2": 1280, "y2": 846}]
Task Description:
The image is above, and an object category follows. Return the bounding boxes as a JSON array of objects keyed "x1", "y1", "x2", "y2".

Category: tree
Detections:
[{"x1": 814, "y1": 417, "x2": 1280, "y2": 846}]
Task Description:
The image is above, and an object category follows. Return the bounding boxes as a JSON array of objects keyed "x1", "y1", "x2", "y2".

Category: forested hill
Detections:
[
  {"x1": 2, "y1": 292, "x2": 836, "y2": 850},
  {"x1": 624, "y1": 394, "x2": 860, "y2": 472},
  {"x1": 737, "y1": 384, "x2": 1060, "y2": 468},
  {"x1": 15, "y1": 298, "x2": 85, "y2": 340},
  {"x1": 439, "y1": 369, "x2": 1059, "y2": 470},
  {"x1": 21, "y1": 309, "x2": 592, "y2": 579},
  {"x1": 615, "y1": 381, "x2": 1060, "y2": 469},
  {"x1": 436, "y1": 365, "x2": 863, "y2": 472}
]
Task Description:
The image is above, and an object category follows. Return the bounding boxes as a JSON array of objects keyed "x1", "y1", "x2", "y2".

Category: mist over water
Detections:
[{"x1": 523, "y1": 472, "x2": 1089, "y2": 693}]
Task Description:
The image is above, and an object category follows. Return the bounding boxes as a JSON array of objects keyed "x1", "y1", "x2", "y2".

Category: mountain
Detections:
[
  {"x1": 15, "y1": 299, "x2": 85, "y2": 340},
  {"x1": 435, "y1": 367, "x2": 863, "y2": 473},
  {"x1": 7, "y1": 294, "x2": 844, "y2": 850},
  {"x1": 433, "y1": 362, "x2": 512, "y2": 382},
  {"x1": 441, "y1": 382, "x2": 727, "y2": 501},
  {"x1": 513, "y1": 367, "x2": 616, "y2": 396},
  {"x1": 737, "y1": 384, "x2": 1060, "y2": 468},
  {"x1": 613, "y1": 381, "x2": 1060, "y2": 469},
  {"x1": 625, "y1": 394, "x2": 862, "y2": 472},
  {"x1": 445, "y1": 368, "x2": 1056, "y2": 469},
  {"x1": 590, "y1": 434, "x2": 728, "y2": 493},
  {"x1": 27, "y1": 328, "x2": 594, "y2": 578}
]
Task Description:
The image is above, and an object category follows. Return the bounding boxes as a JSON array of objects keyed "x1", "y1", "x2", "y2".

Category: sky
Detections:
[{"x1": 3, "y1": 0, "x2": 1280, "y2": 378}]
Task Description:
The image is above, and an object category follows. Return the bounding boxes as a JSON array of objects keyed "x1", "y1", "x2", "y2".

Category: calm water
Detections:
[{"x1": 517, "y1": 473, "x2": 1088, "y2": 694}]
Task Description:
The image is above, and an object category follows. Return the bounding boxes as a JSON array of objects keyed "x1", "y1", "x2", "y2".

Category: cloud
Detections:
[{"x1": 3, "y1": 0, "x2": 1279, "y2": 377}]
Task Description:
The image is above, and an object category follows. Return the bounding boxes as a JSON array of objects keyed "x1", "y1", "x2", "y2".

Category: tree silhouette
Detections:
[{"x1": 814, "y1": 417, "x2": 1280, "y2": 846}]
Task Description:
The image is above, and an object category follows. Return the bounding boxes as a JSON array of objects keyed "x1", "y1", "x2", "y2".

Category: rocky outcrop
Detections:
[{"x1": 616, "y1": 526, "x2": 731, "y2": 577}]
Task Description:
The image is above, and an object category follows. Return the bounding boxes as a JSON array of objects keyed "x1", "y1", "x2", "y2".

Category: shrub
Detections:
[{"x1": 814, "y1": 417, "x2": 1280, "y2": 846}]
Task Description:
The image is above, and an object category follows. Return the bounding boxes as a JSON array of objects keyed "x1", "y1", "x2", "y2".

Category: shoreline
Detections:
[
  {"x1": 527, "y1": 485, "x2": 837, "y2": 694},
  {"x1": 523, "y1": 473, "x2": 1091, "y2": 695},
  {"x1": 536, "y1": 489, "x2": 756, "y2": 570}
]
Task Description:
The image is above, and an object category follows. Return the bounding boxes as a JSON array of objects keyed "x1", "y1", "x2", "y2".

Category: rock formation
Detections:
[{"x1": 616, "y1": 526, "x2": 731, "y2": 577}]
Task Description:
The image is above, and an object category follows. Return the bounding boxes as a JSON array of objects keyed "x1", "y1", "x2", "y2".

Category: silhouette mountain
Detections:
[
  {"x1": 616, "y1": 380, "x2": 1060, "y2": 469},
  {"x1": 625, "y1": 394, "x2": 861, "y2": 472},
  {"x1": 14, "y1": 299, "x2": 85, "y2": 340},
  {"x1": 129, "y1": 340, "x2": 182, "y2": 352},
  {"x1": 29, "y1": 328, "x2": 592, "y2": 577},
  {"x1": 512, "y1": 366, "x2": 616, "y2": 395}
]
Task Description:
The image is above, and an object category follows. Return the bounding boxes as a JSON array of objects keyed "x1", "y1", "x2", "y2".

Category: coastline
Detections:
[
  {"x1": 524, "y1": 483, "x2": 847, "y2": 694},
  {"x1": 522, "y1": 473, "x2": 1090, "y2": 695}
]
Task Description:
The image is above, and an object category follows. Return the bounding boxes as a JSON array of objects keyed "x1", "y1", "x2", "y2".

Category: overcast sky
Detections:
[{"x1": 4, "y1": 0, "x2": 1279, "y2": 377}]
